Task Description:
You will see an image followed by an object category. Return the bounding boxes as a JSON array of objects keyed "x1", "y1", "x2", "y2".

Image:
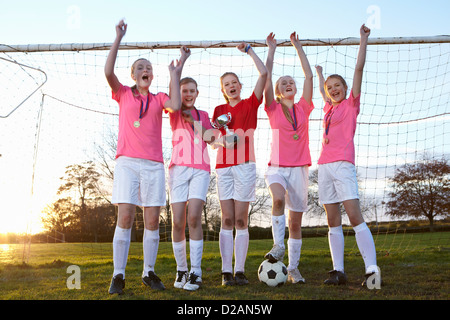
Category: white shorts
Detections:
[
  {"x1": 318, "y1": 161, "x2": 359, "y2": 205},
  {"x1": 168, "y1": 165, "x2": 210, "y2": 203},
  {"x1": 264, "y1": 165, "x2": 309, "y2": 212},
  {"x1": 112, "y1": 156, "x2": 166, "y2": 207},
  {"x1": 216, "y1": 162, "x2": 256, "y2": 202}
]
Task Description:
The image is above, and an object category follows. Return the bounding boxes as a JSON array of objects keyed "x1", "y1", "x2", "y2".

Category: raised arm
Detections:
[
  {"x1": 315, "y1": 65, "x2": 328, "y2": 103},
  {"x1": 104, "y1": 20, "x2": 127, "y2": 93},
  {"x1": 165, "y1": 46, "x2": 191, "y2": 113},
  {"x1": 352, "y1": 24, "x2": 370, "y2": 98},
  {"x1": 264, "y1": 32, "x2": 276, "y2": 107},
  {"x1": 290, "y1": 32, "x2": 313, "y2": 104},
  {"x1": 237, "y1": 42, "x2": 268, "y2": 101}
]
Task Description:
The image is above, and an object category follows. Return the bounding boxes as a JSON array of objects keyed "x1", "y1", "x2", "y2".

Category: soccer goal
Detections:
[{"x1": 0, "y1": 35, "x2": 449, "y2": 260}]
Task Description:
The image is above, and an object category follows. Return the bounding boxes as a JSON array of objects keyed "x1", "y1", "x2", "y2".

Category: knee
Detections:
[
  {"x1": 344, "y1": 200, "x2": 364, "y2": 227},
  {"x1": 273, "y1": 198, "x2": 284, "y2": 212},
  {"x1": 235, "y1": 218, "x2": 247, "y2": 229},
  {"x1": 222, "y1": 217, "x2": 234, "y2": 229},
  {"x1": 289, "y1": 219, "x2": 302, "y2": 234},
  {"x1": 172, "y1": 218, "x2": 185, "y2": 233},
  {"x1": 349, "y1": 216, "x2": 365, "y2": 227},
  {"x1": 118, "y1": 213, "x2": 134, "y2": 229},
  {"x1": 146, "y1": 216, "x2": 160, "y2": 230},
  {"x1": 188, "y1": 214, "x2": 200, "y2": 230}
]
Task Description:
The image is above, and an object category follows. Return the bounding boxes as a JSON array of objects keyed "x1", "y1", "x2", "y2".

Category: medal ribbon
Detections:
[
  {"x1": 188, "y1": 108, "x2": 201, "y2": 144},
  {"x1": 138, "y1": 94, "x2": 150, "y2": 121},
  {"x1": 291, "y1": 105, "x2": 297, "y2": 132},
  {"x1": 189, "y1": 107, "x2": 201, "y2": 132},
  {"x1": 324, "y1": 106, "x2": 335, "y2": 136}
]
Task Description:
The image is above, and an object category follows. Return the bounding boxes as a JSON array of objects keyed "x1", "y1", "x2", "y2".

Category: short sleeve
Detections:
[
  {"x1": 112, "y1": 84, "x2": 127, "y2": 103},
  {"x1": 298, "y1": 96, "x2": 314, "y2": 117},
  {"x1": 264, "y1": 99, "x2": 277, "y2": 115}
]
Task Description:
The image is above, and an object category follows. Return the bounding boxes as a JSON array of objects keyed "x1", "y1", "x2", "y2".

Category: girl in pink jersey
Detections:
[
  {"x1": 263, "y1": 32, "x2": 313, "y2": 284},
  {"x1": 168, "y1": 77, "x2": 215, "y2": 291},
  {"x1": 105, "y1": 19, "x2": 190, "y2": 294},
  {"x1": 213, "y1": 42, "x2": 267, "y2": 286},
  {"x1": 316, "y1": 24, "x2": 380, "y2": 287}
]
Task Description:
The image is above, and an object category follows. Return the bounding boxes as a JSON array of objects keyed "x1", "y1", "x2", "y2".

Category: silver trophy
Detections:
[{"x1": 212, "y1": 112, "x2": 239, "y2": 148}]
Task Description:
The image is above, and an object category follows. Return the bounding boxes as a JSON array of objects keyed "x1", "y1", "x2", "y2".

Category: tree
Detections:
[
  {"x1": 203, "y1": 174, "x2": 221, "y2": 240},
  {"x1": 41, "y1": 197, "x2": 76, "y2": 235},
  {"x1": 48, "y1": 161, "x2": 114, "y2": 241},
  {"x1": 386, "y1": 157, "x2": 450, "y2": 231},
  {"x1": 248, "y1": 176, "x2": 271, "y2": 226},
  {"x1": 57, "y1": 161, "x2": 101, "y2": 212},
  {"x1": 307, "y1": 169, "x2": 325, "y2": 217},
  {"x1": 94, "y1": 127, "x2": 117, "y2": 182},
  {"x1": 57, "y1": 161, "x2": 105, "y2": 241}
]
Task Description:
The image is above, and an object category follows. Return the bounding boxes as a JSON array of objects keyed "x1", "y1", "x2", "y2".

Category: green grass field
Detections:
[{"x1": 0, "y1": 232, "x2": 449, "y2": 302}]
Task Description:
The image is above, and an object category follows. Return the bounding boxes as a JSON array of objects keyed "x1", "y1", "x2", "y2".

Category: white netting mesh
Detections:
[{"x1": 0, "y1": 38, "x2": 448, "y2": 250}]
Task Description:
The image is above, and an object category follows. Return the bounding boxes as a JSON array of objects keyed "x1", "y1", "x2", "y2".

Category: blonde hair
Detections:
[
  {"x1": 130, "y1": 58, "x2": 151, "y2": 96},
  {"x1": 274, "y1": 76, "x2": 296, "y2": 102},
  {"x1": 220, "y1": 72, "x2": 241, "y2": 103},
  {"x1": 274, "y1": 76, "x2": 296, "y2": 125}
]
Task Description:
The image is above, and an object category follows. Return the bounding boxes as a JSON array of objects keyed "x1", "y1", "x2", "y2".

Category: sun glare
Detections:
[{"x1": 0, "y1": 199, "x2": 45, "y2": 235}]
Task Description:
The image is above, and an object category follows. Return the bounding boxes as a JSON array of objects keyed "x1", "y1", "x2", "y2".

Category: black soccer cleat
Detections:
[
  {"x1": 142, "y1": 271, "x2": 165, "y2": 290},
  {"x1": 234, "y1": 272, "x2": 249, "y2": 286},
  {"x1": 109, "y1": 274, "x2": 125, "y2": 295},
  {"x1": 323, "y1": 270, "x2": 348, "y2": 285},
  {"x1": 221, "y1": 272, "x2": 235, "y2": 286}
]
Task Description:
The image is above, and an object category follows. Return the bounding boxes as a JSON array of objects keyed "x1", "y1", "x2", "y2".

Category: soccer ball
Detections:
[{"x1": 258, "y1": 259, "x2": 288, "y2": 287}]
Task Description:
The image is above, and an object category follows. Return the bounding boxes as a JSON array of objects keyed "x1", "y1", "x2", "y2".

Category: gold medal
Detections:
[
  {"x1": 134, "y1": 95, "x2": 149, "y2": 129},
  {"x1": 293, "y1": 134, "x2": 299, "y2": 140},
  {"x1": 324, "y1": 138, "x2": 329, "y2": 144}
]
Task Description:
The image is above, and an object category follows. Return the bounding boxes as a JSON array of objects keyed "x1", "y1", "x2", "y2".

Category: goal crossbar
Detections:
[{"x1": 1, "y1": 35, "x2": 449, "y2": 53}]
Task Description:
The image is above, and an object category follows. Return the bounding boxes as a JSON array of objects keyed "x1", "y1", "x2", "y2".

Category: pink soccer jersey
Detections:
[
  {"x1": 318, "y1": 90, "x2": 360, "y2": 165},
  {"x1": 168, "y1": 108, "x2": 213, "y2": 172},
  {"x1": 265, "y1": 97, "x2": 314, "y2": 167},
  {"x1": 112, "y1": 84, "x2": 169, "y2": 163}
]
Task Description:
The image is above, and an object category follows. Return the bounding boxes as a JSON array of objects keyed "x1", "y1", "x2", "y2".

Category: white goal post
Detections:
[{"x1": 1, "y1": 35, "x2": 449, "y2": 52}]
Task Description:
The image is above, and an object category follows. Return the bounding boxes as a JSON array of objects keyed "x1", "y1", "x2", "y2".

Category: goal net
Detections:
[{"x1": 0, "y1": 36, "x2": 449, "y2": 259}]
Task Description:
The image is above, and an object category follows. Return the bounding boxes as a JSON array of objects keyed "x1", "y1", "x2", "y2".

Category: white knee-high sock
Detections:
[
  {"x1": 172, "y1": 239, "x2": 188, "y2": 272},
  {"x1": 354, "y1": 222, "x2": 378, "y2": 273},
  {"x1": 272, "y1": 215, "x2": 286, "y2": 249},
  {"x1": 328, "y1": 225, "x2": 345, "y2": 272},
  {"x1": 287, "y1": 238, "x2": 302, "y2": 271},
  {"x1": 219, "y1": 228, "x2": 233, "y2": 273},
  {"x1": 143, "y1": 228, "x2": 160, "y2": 276},
  {"x1": 234, "y1": 228, "x2": 249, "y2": 274},
  {"x1": 189, "y1": 239, "x2": 203, "y2": 276},
  {"x1": 113, "y1": 226, "x2": 131, "y2": 278}
]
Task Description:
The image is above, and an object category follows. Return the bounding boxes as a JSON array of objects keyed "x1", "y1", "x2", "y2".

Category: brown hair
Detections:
[
  {"x1": 324, "y1": 74, "x2": 348, "y2": 97},
  {"x1": 180, "y1": 77, "x2": 198, "y2": 89},
  {"x1": 220, "y1": 72, "x2": 242, "y2": 103},
  {"x1": 180, "y1": 77, "x2": 199, "y2": 110}
]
